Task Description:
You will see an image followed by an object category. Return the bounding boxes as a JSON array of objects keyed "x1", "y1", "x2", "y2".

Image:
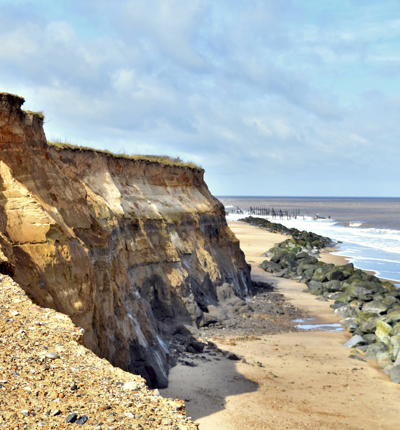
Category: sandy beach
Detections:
[{"x1": 160, "y1": 221, "x2": 400, "y2": 430}]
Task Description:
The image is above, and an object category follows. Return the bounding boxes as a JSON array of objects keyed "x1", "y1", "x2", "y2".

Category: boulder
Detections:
[
  {"x1": 309, "y1": 288, "x2": 323, "y2": 296},
  {"x1": 216, "y1": 283, "x2": 238, "y2": 302},
  {"x1": 326, "y1": 270, "x2": 346, "y2": 282},
  {"x1": 386, "y1": 309, "x2": 400, "y2": 323},
  {"x1": 312, "y1": 264, "x2": 334, "y2": 282},
  {"x1": 375, "y1": 320, "x2": 392, "y2": 339},
  {"x1": 363, "y1": 300, "x2": 391, "y2": 314},
  {"x1": 343, "y1": 335, "x2": 365, "y2": 348},
  {"x1": 325, "y1": 292, "x2": 342, "y2": 301},
  {"x1": 307, "y1": 280, "x2": 323, "y2": 291},
  {"x1": 333, "y1": 304, "x2": 355, "y2": 318},
  {"x1": 356, "y1": 318, "x2": 379, "y2": 335},
  {"x1": 356, "y1": 344, "x2": 369, "y2": 352},
  {"x1": 333, "y1": 303, "x2": 349, "y2": 314},
  {"x1": 273, "y1": 268, "x2": 290, "y2": 278},
  {"x1": 341, "y1": 318, "x2": 358, "y2": 332},
  {"x1": 322, "y1": 280, "x2": 342, "y2": 292},
  {"x1": 300, "y1": 262, "x2": 321, "y2": 272},
  {"x1": 334, "y1": 293, "x2": 352, "y2": 304},
  {"x1": 376, "y1": 351, "x2": 393, "y2": 369},
  {"x1": 382, "y1": 281, "x2": 398, "y2": 293},
  {"x1": 366, "y1": 341, "x2": 388, "y2": 360},
  {"x1": 389, "y1": 365, "x2": 400, "y2": 383},
  {"x1": 390, "y1": 322, "x2": 400, "y2": 336},
  {"x1": 270, "y1": 251, "x2": 290, "y2": 264},
  {"x1": 296, "y1": 252, "x2": 310, "y2": 260},
  {"x1": 340, "y1": 263, "x2": 355, "y2": 274},
  {"x1": 345, "y1": 283, "x2": 372, "y2": 300},
  {"x1": 187, "y1": 341, "x2": 205, "y2": 353},
  {"x1": 383, "y1": 364, "x2": 394, "y2": 374},
  {"x1": 349, "y1": 300, "x2": 364, "y2": 309},
  {"x1": 200, "y1": 313, "x2": 220, "y2": 326},
  {"x1": 227, "y1": 353, "x2": 240, "y2": 361},
  {"x1": 280, "y1": 253, "x2": 297, "y2": 267},
  {"x1": 382, "y1": 295, "x2": 397, "y2": 305},
  {"x1": 346, "y1": 280, "x2": 385, "y2": 298},
  {"x1": 356, "y1": 311, "x2": 380, "y2": 325},
  {"x1": 389, "y1": 335, "x2": 400, "y2": 361},
  {"x1": 258, "y1": 260, "x2": 281, "y2": 273},
  {"x1": 363, "y1": 334, "x2": 377, "y2": 344},
  {"x1": 299, "y1": 269, "x2": 316, "y2": 283}
]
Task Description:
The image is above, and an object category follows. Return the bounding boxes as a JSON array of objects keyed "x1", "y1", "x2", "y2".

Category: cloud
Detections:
[
  {"x1": 0, "y1": 0, "x2": 399, "y2": 196},
  {"x1": 120, "y1": 0, "x2": 209, "y2": 70}
]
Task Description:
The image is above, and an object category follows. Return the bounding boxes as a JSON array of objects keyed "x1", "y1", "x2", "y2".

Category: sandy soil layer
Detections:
[{"x1": 160, "y1": 221, "x2": 400, "y2": 430}]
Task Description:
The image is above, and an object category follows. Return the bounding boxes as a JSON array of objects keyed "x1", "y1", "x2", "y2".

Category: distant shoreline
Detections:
[{"x1": 221, "y1": 196, "x2": 400, "y2": 283}]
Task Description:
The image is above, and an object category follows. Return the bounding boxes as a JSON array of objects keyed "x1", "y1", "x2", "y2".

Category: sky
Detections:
[{"x1": 1, "y1": 0, "x2": 400, "y2": 197}]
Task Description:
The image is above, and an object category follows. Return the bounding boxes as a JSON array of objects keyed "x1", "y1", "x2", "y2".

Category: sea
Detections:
[{"x1": 219, "y1": 197, "x2": 400, "y2": 285}]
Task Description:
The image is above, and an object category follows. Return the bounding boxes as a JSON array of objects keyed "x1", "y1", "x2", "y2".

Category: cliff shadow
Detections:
[{"x1": 159, "y1": 349, "x2": 259, "y2": 420}]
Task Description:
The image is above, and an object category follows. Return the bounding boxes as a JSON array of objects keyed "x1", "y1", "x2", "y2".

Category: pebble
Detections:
[
  {"x1": 76, "y1": 415, "x2": 88, "y2": 425},
  {"x1": 123, "y1": 381, "x2": 145, "y2": 391},
  {"x1": 49, "y1": 390, "x2": 59, "y2": 399},
  {"x1": 66, "y1": 413, "x2": 78, "y2": 423},
  {"x1": 46, "y1": 352, "x2": 60, "y2": 359},
  {"x1": 0, "y1": 274, "x2": 197, "y2": 429}
]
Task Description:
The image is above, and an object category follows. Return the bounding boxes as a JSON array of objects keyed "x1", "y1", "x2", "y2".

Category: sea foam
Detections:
[{"x1": 226, "y1": 211, "x2": 400, "y2": 282}]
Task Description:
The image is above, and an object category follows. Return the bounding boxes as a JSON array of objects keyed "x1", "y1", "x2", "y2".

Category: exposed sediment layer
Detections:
[{"x1": 0, "y1": 93, "x2": 250, "y2": 387}]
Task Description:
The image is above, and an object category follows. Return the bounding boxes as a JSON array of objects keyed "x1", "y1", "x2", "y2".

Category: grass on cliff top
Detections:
[
  {"x1": 47, "y1": 139, "x2": 202, "y2": 170},
  {"x1": 24, "y1": 110, "x2": 45, "y2": 119}
]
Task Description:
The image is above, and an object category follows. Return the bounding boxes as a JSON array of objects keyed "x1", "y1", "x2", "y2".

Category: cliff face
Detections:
[{"x1": 0, "y1": 93, "x2": 250, "y2": 387}]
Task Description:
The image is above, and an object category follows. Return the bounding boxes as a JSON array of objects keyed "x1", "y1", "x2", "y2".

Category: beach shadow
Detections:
[{"x1": 159, "y1": 350, "x2": 259, "y2": 421}]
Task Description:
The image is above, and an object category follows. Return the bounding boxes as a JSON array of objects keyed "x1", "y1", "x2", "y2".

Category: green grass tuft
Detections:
[{"x1": 47, "y1": 139, "x2": 202, "y2": 170}]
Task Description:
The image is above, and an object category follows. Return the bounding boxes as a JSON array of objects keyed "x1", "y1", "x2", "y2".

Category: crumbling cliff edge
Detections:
[{"x1": 0, "y1": 92, "x2": 250, "y2": 388}]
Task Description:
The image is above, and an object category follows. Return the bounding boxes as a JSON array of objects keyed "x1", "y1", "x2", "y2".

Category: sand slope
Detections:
[{"x1": 161, "y1": 221, "x2": 400, "y2": 430}]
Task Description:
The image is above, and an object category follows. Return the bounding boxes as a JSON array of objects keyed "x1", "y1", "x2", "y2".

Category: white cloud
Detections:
[
  {"x1": 111, "y1": 69, "x2": 137, "y2": 94},
  {"x1": 349, "y1": 133, "x2": 372, "y2": 146},
  {"x1": 0, "y1": 27, "x2": 39, "y2": 61},
  {"x1": 120, "y1": 0, "x2": 209, "y2": 70},
  {"x1": 0, "y1": 0, "x2": 399, "y2": 196}
]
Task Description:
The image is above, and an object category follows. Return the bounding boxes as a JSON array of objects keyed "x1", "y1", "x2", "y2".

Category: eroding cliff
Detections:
[{"x1": 0, "y1": 93, "x2": 250, "y2": 387}]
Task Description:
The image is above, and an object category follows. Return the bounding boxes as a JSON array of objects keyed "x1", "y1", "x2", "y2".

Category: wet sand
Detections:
[{"x1": 160, "y1": 221, "x2": 400, "y2": 429}]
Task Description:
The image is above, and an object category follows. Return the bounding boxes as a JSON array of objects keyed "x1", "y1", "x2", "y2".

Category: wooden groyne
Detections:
[{"x1": 226, "y1": 206, "x2": 301, "y2": 220}]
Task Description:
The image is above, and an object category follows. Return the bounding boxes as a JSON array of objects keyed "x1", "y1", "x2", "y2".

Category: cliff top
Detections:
[
  {"x1": 0, "y1": 92, "x2": 202, "y2": 171},
  {"x1": 0, "y1": 274, "x2": 197, "y2": 429},
  {"x1": 48, "y1": 140, "x2": 203, "y2": 171}
]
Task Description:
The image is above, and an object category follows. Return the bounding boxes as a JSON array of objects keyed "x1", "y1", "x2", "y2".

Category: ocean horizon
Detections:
[{"x1": 219, "y1": 196, "x2": 400, "y2": 284}]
